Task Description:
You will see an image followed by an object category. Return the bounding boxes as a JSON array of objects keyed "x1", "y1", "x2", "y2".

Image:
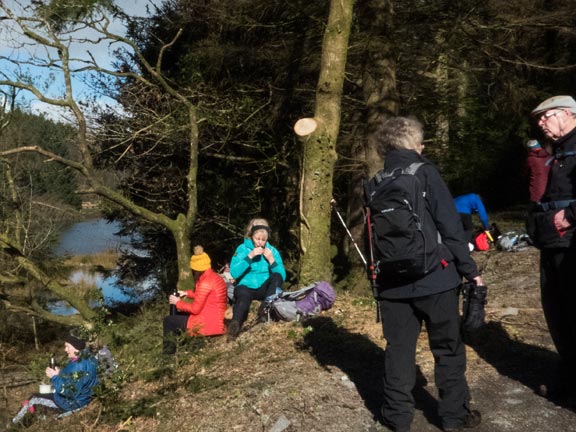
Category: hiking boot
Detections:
[
  {"x1": 443, "y1": 410, "x2": 481, "y2": 431},
  {"x1": 380, "y1": 406, "x2": 410, "y2": 432},
  {"x1": 227, "y1": 320, "x2": 241, "y2": 342},
  {"x1": 382, "y1": 421, "x2": 410, "y2": 432}
]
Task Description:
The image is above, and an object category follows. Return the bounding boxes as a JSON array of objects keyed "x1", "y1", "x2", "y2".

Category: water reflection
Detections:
[
  {"x1": 53, "y1": 219, "x2": 135, "y2": 256},
  {"x1": 50, "y1": 219, "x2": 155, "y2": 315},
  {"x1": 47, "y1": 271, "x2": 157, "y2": 316}
]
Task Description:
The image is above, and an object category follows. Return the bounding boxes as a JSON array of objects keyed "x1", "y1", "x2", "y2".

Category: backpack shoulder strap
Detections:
[
  {"x1": 556, "y1": 150, "x2": 576, "y2": 158},
  {"x1": 546, "y1": 150, "x2": 576, "y2": 166},
  {"x1": 372, "y1": 169, "x2": 387, "y2": 185},
  {"x1": 374, "y1": 161, "x2": 427, "y2": 183},
  {"x1": 404, "y1": 161, "x2": 426, "y2": 175}
]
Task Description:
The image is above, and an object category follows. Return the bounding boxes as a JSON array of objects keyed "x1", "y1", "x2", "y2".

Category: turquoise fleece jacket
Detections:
[{"x1": 230, "y1": 238, "x2": 286, "y2": 289}]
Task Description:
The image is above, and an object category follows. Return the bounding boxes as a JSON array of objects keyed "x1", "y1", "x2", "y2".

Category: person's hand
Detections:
[
  {"x1": 46, "y1": 366, "x2": 60, "y2": 378},
  {"x1": 177, "y1": 290, "x2": 186, "y2": 298},
  {"x1": 262, "y1": 248, "x2": 275, "y2": 265},
  {"x1": 249, "y1": 246, "x2": 265, "y2": 259},
  {"x1": 554, "y1": 209, "x2": 571, "y2": 232},
  {"x1": 473, "y1": 275, "x2": 484, "y2": 286},
  {"x1": 169, "y1": 295, "x2": 180, "y2": 305}
]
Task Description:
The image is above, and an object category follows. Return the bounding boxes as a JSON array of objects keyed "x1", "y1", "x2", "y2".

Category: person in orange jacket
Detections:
[{"x1": 162, "y1": 245, "x2": 227, "y2": 355}]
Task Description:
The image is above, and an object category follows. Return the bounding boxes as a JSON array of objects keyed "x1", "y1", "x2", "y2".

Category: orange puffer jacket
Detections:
[{"x1": 176, "y1": 268, "x2": 227, "y2": 336}]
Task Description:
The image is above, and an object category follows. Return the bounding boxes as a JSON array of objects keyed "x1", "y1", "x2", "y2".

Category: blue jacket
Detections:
[
  {"x1": 230, "y1": 238, "x2": 286, "y2": 289},
  {"x1": 454, "y1": 193, "x2": 490, "y2": 229},
  {"x1": 51, "y1": 350, "x2": 99, "y2": 411}
]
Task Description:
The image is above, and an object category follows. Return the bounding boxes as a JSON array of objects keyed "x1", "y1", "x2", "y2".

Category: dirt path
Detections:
[
  {"x1": 2, "y1": 247, "x2": 576, "y2": 431},
  {"x1": 151, "y1": 247, "x2": 575, "y2": 432}
]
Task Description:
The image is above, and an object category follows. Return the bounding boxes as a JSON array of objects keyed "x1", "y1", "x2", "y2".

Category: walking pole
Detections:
[
  {"x1": 365, "y1": 206, "x2": 381, "y2": 323},
  {"x1": 331, "y1": 198, "x2": 380, "y2": 322},
  {"x1": 330, "y1": 199, "x2": 367, "y2": 267}
]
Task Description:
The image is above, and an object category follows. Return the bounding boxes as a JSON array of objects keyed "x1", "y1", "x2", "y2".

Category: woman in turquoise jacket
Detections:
[{"x1": 227, "y1": 218, "x2": 286, "y2": 341}]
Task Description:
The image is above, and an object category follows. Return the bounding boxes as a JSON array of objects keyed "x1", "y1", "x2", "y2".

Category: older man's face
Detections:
[{"x1": 537, "y1": 109, "x2": 571, "y2": 140}]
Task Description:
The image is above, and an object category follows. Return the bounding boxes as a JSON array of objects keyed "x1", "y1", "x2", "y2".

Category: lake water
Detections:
[
  {"x1": 50, "y1": 219, "x2": 155, "y2": 315},
  {"x1": 53, "y1": 219, "x2": 135, "y2": 256}
]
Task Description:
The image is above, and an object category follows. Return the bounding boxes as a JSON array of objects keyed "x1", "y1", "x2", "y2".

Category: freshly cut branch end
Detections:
[{"x1": 294, "y1": 118, "x2": 318, "y2": 137}]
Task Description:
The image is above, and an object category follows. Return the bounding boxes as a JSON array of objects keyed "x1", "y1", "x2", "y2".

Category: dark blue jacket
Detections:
[{"x1": 51, "y1": 350, "x2": 98, "y2": 411}]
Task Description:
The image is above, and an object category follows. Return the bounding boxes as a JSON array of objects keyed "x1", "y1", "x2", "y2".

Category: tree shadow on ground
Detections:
[
  {"x1": 297, "y1": 316, "x2": 442, "y2": 428},
  {"x1": 465, "y1": 321, "x2": 575, "y2": 412}
]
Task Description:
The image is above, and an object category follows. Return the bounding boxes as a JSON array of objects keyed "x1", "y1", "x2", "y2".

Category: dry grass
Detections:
[{"x1": 63, "y1": 250, "x2": 119, "y2": 270}]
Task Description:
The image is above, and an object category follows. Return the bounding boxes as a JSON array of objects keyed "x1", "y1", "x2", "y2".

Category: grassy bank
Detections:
[{"x1": 63, "y1": 249, "x2": 120, "y2": 270}]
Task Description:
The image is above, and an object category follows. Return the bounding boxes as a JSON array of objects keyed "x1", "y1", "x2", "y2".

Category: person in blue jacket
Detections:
[
  {"x1": 227, "y1": 218, "x2": 286, "y2": 341},
  {"x1": 12, "y1": 334, "x2": 98, "y2": 425},
  {"x1": 453, "y1": 193, "x2": 490, "y2": 244}
]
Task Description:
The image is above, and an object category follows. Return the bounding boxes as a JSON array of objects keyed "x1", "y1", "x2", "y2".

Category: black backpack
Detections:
[{"x1": 364, "y1": 162, "x2": 441, "y2": 286}]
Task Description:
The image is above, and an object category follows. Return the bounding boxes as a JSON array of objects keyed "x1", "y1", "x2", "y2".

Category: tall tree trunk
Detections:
[
  {"x1": 172, "y1": 214, "x2": 194, "y2": 292},
  {"x1": 344, "y1": 0, "x2": 397, "y2": 291},
  {"x1": 294, "y1": 0, "x2": 355, "y2": 284},
  {"x1": 433, "y1": 30, "x2": 450, "y2": 171}
]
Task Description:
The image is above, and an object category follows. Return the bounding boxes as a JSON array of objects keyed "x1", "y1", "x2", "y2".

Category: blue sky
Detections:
[{"x1": 0, "y1": 0, "x2": 158, "y2": 120}]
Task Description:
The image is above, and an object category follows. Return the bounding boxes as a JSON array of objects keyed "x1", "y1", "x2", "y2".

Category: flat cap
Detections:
[{"x1": 531, "y1": 95, "x2": 576, "y2": 116}]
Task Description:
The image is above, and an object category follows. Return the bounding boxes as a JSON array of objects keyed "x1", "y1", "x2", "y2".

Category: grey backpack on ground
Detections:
[
  {"x1": 496, "y1": 231, "x2": 531, "y2": 252},
  {"x1": 261, "y1": 281, "x2": 336, "y2": 322}
]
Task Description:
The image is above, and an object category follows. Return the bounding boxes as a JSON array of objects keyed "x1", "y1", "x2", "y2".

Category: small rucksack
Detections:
[
  {"x1": 261, "y1": 281, "x2": 336, "y2": 322},
  {"x1": 364, "y1": 162, "x2": 441, "y2": 285},
  {"x1": 496, "y1": 231, "x2": 531, "y2": 252},
  {"x1": 96, "y1": 345, "x2": 119, "y2": 377}
]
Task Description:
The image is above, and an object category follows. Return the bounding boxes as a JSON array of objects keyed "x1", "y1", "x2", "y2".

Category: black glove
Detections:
[{"x1": 461, "y1": 282, "x2": 487, "y2": 332}]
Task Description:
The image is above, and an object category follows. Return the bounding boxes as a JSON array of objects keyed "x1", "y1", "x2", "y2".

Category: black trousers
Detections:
[
  {"x1": 162, "y1": 314, "x2": 188, "y2": 355},
  {"x1": 232, "y1": 273, "x2": 283, "y2": 325},
  {"x1": 379, "y1": 288, "x2": 470, "y2": 430},
  {"x1": 459, "y1": 213, "x2": 474, "y2": 244},
  {"x1": 540, "y1": 249, "x2": 576, "y2": 383}
]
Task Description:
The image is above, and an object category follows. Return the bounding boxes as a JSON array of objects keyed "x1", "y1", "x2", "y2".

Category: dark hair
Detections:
[
  {"x1": 65, "y1": 334, "x2": 86, "y2": 351},
  {"x1": 250, "y1": 224, "x2": 270, "y2": 237}
]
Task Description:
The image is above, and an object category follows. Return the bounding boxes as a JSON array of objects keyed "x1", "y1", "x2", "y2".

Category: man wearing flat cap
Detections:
[{"x1": 528, "y1": 95, "x2": 576, "y2": 399}]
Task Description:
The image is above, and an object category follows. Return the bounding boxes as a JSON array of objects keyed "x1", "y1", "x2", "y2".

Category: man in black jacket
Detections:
[
  {"x1": 370, "y1": 116, "x2": 484, "y2": 432},
  {"x1": 530, "y1": 95, "x2": 576, "y2": 399}
]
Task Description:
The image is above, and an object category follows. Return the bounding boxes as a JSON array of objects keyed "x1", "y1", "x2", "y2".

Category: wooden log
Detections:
[{"x1": 0, "y1": 379, "x2": 36, "y2": 388}]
